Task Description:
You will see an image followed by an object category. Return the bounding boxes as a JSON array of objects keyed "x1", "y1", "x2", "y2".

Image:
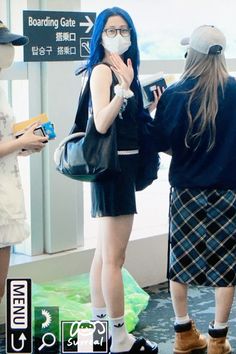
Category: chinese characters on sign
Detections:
[{"x1": 23, "y1": 11, "x2": 96, "y2": 62}]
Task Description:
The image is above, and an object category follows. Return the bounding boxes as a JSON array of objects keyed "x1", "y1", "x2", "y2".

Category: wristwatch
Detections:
[{"x1": 114, "y1": 84, "x2": 134, "y2": 99}]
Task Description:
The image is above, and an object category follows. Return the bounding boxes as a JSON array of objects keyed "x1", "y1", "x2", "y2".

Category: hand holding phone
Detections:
[
  {"x1": 17, "y1": 122, "x2": 48, "y2": 152},
  {"x1": 143, "y1": 77, "x2": 167, "y2": 103}
]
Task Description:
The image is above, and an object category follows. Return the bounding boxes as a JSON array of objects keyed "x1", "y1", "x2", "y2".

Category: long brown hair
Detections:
[{"x1": 180, "y1": 48, "x2": 228, "y2": 151}]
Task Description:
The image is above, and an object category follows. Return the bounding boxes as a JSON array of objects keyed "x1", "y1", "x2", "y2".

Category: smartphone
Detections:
[
  {"x1": 143, "y1": 77, "x2": 167, "y2": 103},
  {"x1": 15, "y1": 127, "x2": 45, "y2": 139},
  {"x1": 33, "y1": 126, "x2": 47, "y2": 138},
  {"x1": 15, "y1": 126, "x2": 47, "y2": 152}
]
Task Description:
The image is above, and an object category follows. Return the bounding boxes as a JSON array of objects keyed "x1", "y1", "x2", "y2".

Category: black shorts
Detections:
[{"x1": 91, "y1": 154, "x2": 139, "y2": 217}]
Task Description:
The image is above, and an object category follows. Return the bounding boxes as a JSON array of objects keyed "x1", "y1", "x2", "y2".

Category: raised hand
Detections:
[{"x1": 109, "y1": 53, "x2": 134, "y2": 89}]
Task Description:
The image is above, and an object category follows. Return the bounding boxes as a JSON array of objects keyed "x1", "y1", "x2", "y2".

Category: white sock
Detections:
[
  {"x1": 92, "y1": 307, "x2": 112, "y2": 340},
  {"x1": 214, "y1": 321, "x2": 228, "y2": 330},
  {"x1": 109, "y1": 316, "x2": 135, "y2": 352},
  {"x1": 92, "y1": 306, "x2": 107, "y2": 321},
  {"x1": 175, "y1": 314, "x2": 190, "y2": 325}
]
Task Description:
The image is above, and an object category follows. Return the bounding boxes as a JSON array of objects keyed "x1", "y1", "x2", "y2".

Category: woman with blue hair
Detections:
[{"x1": 85, "y1": 6, "x2": 159, "y2": 354}]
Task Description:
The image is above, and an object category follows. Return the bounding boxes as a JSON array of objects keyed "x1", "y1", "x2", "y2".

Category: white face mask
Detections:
[
  {"x1": 102, "y1": 34, "x2": 131, "y2": 55},
  {"x1": 0, "y1": 44, "x2": 15, "y2": 69}
]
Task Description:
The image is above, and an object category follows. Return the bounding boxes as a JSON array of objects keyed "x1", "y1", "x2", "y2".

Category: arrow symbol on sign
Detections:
[
  {"x1": 79, "y1": 15, "x2": 94, "y2": 33},
  {"x1": 11, "y1": 333, "x2": 27, "y2": 352}
]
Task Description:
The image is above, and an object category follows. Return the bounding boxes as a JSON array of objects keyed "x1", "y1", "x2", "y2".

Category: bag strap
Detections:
[
  {"x1": 58, "y1": 132, "x2": 85, "y2": 148},
  {"x1": 74, "y1": 74, "x2": 90, "y2": 132},
  {"x1": 73, "y1": 63, "x2": 118, "y2": 133}
]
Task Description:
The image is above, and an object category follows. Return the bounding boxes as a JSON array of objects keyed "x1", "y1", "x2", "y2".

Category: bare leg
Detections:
[
  {"x1": 90, "y1": 215, "x2": 158, "y2": 352},
  {"x1": 98, "y1": 215, "x2": 136, "y2": 352},
  {"x1": 215, "y1": 287, "x2": 235, "y2": 323},
  {"x1": 170, "y1": 280, "x2": 207, "y2": 353},
  {"x1": 101, "y1": 215, "x2": 133, "y2": 318},
  {"x1": 170, "y1": 280, "x2": 188, "y2": 317},
  {"x1": 90, "y1": 222, "x2": 106, "y2": 308},
  {"x1": 0, "y1": 246, "x2": 11, "y2": 302},
  {"x1": 207, "y1": 287, "x2": 235, "y2": 353}
]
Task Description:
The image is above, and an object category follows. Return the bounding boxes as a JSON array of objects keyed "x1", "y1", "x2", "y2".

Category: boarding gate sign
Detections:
[{"x1": 23, "y1": 10, "x2": 96, "y2": 61}]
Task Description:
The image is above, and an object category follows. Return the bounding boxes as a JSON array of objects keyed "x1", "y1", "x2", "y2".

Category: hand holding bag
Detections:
[{"x1": 54, "y1": 76, "x2": 120, "y2": 182}]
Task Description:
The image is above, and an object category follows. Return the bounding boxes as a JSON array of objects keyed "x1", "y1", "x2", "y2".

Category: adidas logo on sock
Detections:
[
  {"x1": 114, "y1": 322, "x2": 124, "y2": 328},
  {"x1": 97, "y1": 314, "x2": 106, "y2": 318}
]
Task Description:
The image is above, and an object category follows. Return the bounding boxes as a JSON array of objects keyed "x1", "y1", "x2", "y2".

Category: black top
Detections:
[
  {"x1": 115, "y1": 94, "x2": 139, "y2": 150},
  {"x1": 90, "y1": 64, "x2": 139, "y2": 151},
  {"x1": 109, "y1": 72, "x2": 139, "y2": 151}
]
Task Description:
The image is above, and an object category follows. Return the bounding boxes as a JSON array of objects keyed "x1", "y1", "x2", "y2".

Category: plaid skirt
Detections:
[{"x1": 169, "y1": 188, "x2": 236, "y2": 287}]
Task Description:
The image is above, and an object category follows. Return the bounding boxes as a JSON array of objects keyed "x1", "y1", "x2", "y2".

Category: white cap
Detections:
[{"x1": 181, "y1": 25, "x2": 226, "y2": 55}]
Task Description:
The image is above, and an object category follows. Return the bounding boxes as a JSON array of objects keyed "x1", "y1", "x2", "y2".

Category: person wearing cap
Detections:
[
  {"x1": 152, "y1": 25, "x2": 235, "y2": 354},
  {"x1": 0, "y1": 21, "x2": 48, "y2": 308}
]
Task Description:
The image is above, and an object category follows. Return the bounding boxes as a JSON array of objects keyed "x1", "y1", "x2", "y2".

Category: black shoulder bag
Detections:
[{"x1": 54, "y1": 75, "x2": 120, "y2": 182}]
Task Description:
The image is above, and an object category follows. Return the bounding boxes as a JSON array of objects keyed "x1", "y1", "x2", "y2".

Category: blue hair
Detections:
[{"x1": 85, "y1": 7, "x2": 140, "y2": 80}]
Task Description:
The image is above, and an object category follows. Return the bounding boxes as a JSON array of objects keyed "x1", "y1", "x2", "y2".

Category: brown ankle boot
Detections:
[
  {"x1": 208, "y1": 324, "x2": 232, "y2": 354},
  {"x1": 173, "y1": 320, "x2": 207, "y2": 354}
]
